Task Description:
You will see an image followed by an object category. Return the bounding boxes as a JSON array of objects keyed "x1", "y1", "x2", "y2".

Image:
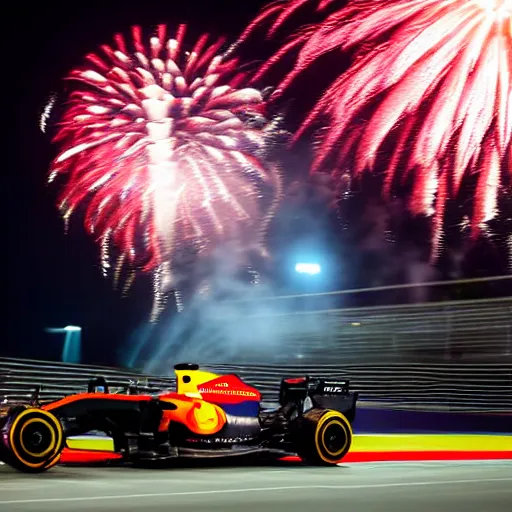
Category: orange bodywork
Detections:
[
  {"x1": 159, "y1": 397, "x2": 227, "y2": 435},
  {"x1": 159, "y1": 366, "x2": 242, "y2": 435},
  {"x1": 41, "y1": 367, "x2": 261, "y2": 439},
  {"x1": 42, "y1": 394, "x2": 154, "y2": 411}
]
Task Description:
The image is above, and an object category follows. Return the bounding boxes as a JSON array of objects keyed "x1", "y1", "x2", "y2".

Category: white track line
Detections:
[{"x1": 1, "y1": 477, "x2": 512, "y2": 505}]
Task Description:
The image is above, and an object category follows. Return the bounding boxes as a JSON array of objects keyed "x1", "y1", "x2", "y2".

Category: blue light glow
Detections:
[{"x1": 295, "y1": 263, "x2": 321, "y2": 275}]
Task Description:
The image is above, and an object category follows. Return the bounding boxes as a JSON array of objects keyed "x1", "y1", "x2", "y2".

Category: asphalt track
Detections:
[{"x1": 1, "y1": 460, "x2": 512, "y2": 512}]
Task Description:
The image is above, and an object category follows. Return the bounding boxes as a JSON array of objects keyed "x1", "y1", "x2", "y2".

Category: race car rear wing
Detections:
[
  {"x1": 312, "y1": 379, "x2": 350, "y2": 396},
  {"x1": 279, "y1": 376, "x2": 352, "y2": 405}
]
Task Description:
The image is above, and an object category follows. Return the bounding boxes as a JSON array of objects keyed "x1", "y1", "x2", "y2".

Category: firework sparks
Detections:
[
  {"x1": 243, "y1": 0, "x2": 512, "y2": 257},
  {"x1": 40, "y1": 93, "x2": 57, "y2": 133},
  {"x1": 49, "y1": 24, "x2": 282, "y2": 315}
]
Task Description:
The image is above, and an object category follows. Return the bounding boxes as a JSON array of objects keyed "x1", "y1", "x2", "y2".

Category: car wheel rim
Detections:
[
  {"x1": 320, "y1": 419, "x2": 348, "y2": 459},
  {"x1": 20, "y1": 420, "x2": 55, "y2": 458}
]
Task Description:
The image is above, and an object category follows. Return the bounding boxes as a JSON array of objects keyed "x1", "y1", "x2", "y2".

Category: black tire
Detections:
[
  {"x1": 296, "y1": 408, "x2": 353, "y2": 465},
  {"x1": 3, "y1": 407, "x2": 64, "y2": 473}
]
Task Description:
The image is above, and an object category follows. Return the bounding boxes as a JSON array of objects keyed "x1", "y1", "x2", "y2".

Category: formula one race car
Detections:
[{"x1": 0, "y1": 364, "x2": 358, "y2": 472}]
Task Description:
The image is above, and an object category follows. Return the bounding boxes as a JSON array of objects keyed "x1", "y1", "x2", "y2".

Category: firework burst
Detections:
[
  {"x1": 48, "y1": 24, "x2": 283, "y2": 318},
  {"x1": 241, "y1": 0, "x2": 512, "y2": 257}
]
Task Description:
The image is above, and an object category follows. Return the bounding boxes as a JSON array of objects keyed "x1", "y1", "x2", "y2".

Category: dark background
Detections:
[{"x1": 5, "y1": 0, "x2": 511, "y2": 366}]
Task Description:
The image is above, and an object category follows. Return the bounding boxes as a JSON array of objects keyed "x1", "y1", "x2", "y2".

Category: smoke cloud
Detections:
[
  {"x1": 131, "y1": 191, "x2": 333, "y2": 372},
  {"x1": 129, "y1": 177, "x2": 465, "y2": 375},
  {"x1": 140, "y1": 234, "x2": 341, "y2": 375}
]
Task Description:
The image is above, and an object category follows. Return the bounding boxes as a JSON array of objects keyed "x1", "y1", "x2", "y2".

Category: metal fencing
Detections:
[
  {"x1": 2, "y1": 283, "x2": 512, "y2": 413},
  {"x1": 193, "y1": 296, "x2": 512, "y2": 364},
  {"x1": 0, "y1": 358, "x2": 175, "y2": 405},
  {"x1": 204, "y1": 363, "x2": 512, "y2": 412},
  {"x1": 1, "y1": 357, "x2": 511, "y2": 413}
]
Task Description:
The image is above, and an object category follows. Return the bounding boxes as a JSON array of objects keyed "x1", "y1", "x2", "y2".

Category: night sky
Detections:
[{"x1": 5, "y1": 0, "x2": 511, "y2": 366}]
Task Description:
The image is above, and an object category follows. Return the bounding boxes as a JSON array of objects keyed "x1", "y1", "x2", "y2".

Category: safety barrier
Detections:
[
  {"x1": 1, "y1": 357, "x2": 511, "y2": 413},
  {"x1": 0, "y1": 357, "x2": 175, "y2": 404},
  {"x1": 204, "y1": 363, "x2": 512, "y2": 412},
  {"x1": 204, "y1": 296, "x2": 512, "y2": 363}
]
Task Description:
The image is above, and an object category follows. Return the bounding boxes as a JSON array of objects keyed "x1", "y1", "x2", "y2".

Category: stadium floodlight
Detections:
[
  {"x1": 45, "y1": 326, "x2": 82, "y2": 363},
  {"x1": 64, "y1": 325, "x2": 81, "y2": 332},
  {"x1": 295, "y1": 263, "x2": 321, "y2": 275}
]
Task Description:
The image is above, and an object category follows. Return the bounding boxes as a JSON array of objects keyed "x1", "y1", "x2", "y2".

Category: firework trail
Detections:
[
  {"x1": 40, "y1": 93, "x2": 57, "y2": 133},
  {"x1": 49, "y1": 24, "x2": 283, "y2": 319},
  {"x1": 240, "y1": 0, "x2": 512, "y2": 257}
]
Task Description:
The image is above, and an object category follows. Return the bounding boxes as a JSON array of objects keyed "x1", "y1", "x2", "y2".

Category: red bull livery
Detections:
[{"x1": 0, "y1": 363, "x2": 358, "y2": 472}]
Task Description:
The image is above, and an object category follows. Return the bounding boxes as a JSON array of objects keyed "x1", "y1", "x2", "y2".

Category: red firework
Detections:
[
  {"x1": 241, "y1": 0, "x2": 512, "y2": 256},
  {"x1": 49, "y1": 24, "x2": 282, "y2": 298}
]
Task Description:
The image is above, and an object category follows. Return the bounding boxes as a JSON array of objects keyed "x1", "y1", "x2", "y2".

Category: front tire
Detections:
[
  {"x1": 2, "y1": 407, "x2": 64, "y2": 473},
  {"x1": 297, "y1": 408, "x2": 352, "y2": 465}
]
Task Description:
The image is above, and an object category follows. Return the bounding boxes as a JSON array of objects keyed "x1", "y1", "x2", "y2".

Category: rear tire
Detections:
[
  {"x1": 3, "y1": 407, "x2": 64, "y2": 473},
  {"x1": 296, "y1": 408, "x2": 352, "y2": 466}
]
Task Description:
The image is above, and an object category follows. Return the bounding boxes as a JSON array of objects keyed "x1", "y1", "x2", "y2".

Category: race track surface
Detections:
[{"x1": 1, "y1": 460, "x2": 511, "y2": 512}]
